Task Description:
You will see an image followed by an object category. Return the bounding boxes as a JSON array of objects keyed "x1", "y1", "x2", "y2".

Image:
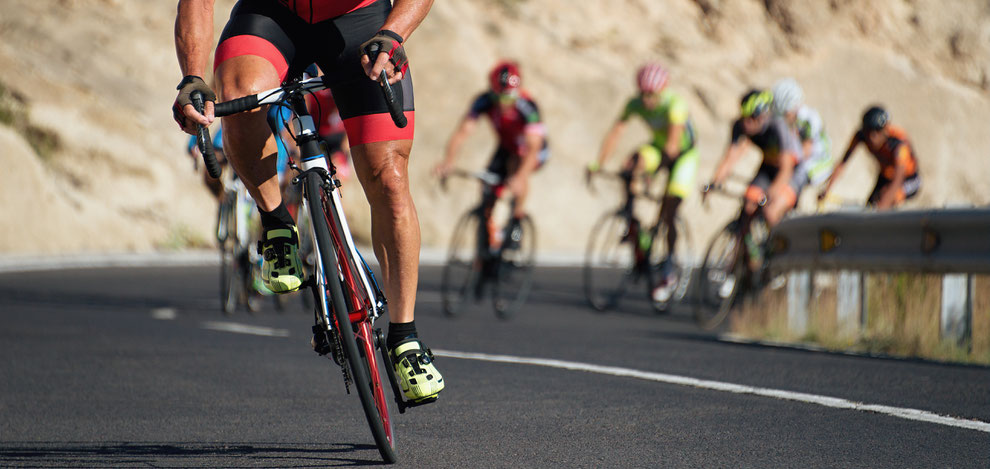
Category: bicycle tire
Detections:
[
  {"x1": 492, "y1": 215, "x2": 536, "y2": 319},
  {"x1": 441, "y1": 210, "x2": 483, "y2": 317},
  {"x1": 304, "y1": 172, "x2": 397, "y2": 463},
  {"x1": 694, "y1": 223, "x2": 743, "y2": 330},
  {"x1": 583, "y1": 211, "x2": 637, "y2": 311},
  {"x1": 219, "y1": 194, "x2": 238, "y2": 315},
  {"x1": 646, "y1": 215, "x2": 694, "y2": 313}
]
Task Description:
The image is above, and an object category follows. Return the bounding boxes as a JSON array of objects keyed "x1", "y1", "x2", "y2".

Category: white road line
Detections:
[
  {"x1": 150, "y1": 308, "x2": 177, "y2": 320},
  {"x1": 201, "y1": 321, "x2": 290, "y2": 338},
  {"x1": 434, "y1": 349, "x2": 990, "y2": 434}
]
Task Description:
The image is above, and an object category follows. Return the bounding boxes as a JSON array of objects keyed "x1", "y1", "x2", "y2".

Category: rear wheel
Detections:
[
  {"x1": 441, "y1": 210, "x2": 483, "y2": 317},
  {"x1": 584, "y1": 211, "x2": 637, "y2": 311},
  {"x1": 305, "y1": 172, "x2": 396, "y2": 463},
  {"x1": 492, "y1": 215, "x2": 536, "y2": 319},
  {"x1": 694, "y1": 223, "x2": 743, "y2": 330}
]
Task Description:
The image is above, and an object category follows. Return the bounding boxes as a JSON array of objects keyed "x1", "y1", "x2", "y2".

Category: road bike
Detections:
[
  {"x1": 190, "y1": 63, "x2": 416, "y2": 463},
  {"x1": 693, "y1": 183, "x2": 772, "y2": 330},
  {"x1": 440, "y1": 169, "x2": 536, "y2": 319},
  {"x1": 584, "y1": 170, "x2": 693, "y2": 313}
]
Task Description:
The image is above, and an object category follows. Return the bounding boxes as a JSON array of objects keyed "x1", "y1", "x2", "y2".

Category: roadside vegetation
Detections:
[
  {"x1": 729, "y1": 273, "x2": 990, "y2": 365},
  {"x1": 0, "y1": 81, "x2": 60, "y2": 161}
]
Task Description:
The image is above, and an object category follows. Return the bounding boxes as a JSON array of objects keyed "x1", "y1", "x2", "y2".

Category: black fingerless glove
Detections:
[{"x1": 360, "y1": 30, "x2": 408, "y2": 75}]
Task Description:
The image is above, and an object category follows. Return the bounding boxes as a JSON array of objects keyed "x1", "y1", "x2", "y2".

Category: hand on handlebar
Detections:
[
  {"x1": 173, "y1": 76, "x2": 215, "y2": 135},
  {"x1": 360, "y1": 32, "x2": 407, "y2": 84}
]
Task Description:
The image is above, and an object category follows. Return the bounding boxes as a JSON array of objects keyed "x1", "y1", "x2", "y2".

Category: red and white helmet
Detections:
[
  {"x1": 636, "y1": 62, "x2": 669, "y2": 94},
  {"x1": 489, "y1": 61, "x2": 522, "y2": 94}
]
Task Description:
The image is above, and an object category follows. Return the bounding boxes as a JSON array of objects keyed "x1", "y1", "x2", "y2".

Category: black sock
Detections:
[
  {"x1": 387, "y1": 321, "x2": 418, "y2": 349},
  {"x1": 259, "y1": 202, "x2": 294, "y2": 231}
]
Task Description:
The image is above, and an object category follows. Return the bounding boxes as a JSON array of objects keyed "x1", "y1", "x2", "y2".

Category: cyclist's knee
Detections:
[{"x1": 217, "y1": 56, "x2": 281, "y2": 102}]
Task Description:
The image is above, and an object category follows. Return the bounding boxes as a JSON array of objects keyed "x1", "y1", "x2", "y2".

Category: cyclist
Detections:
[
  {"x1": 770, "y1": 78, "x2": 833, "y2": 204},
  {"x1": 587, "y1": 62, "x2": 699, "y2": 302},
  {"x1": 434, "y1": 61, "x2": 549, "y2": 246},
  {"x1": 706, "y1": 89, "x2": 802, "y2": 229},
  {"x1": 173, "y1": 0, "x2": 443, "y2": 403},
  {"x1": 819, "y1": 106, "x2": 921, "y2": 210}
]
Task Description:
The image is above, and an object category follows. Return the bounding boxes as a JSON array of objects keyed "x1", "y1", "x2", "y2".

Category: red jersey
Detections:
[{"x1": 275, "y1": 0, "x2": 377, "y2": 24}]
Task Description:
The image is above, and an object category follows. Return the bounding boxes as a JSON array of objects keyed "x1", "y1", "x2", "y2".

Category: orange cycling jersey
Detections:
[
  {"x1": 851, "y1": 125, "x2": 918, "y2": 179},
  {"x1": 275, "y1": 0, "x2": 377, "y2": 24}
]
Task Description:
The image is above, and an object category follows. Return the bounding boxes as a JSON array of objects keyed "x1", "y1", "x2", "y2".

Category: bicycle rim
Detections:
[
  {"x1": 304, "y1": 172, "x2": 396, "y2": 463},
  {"x1": 220, "y1": 244, "x2": 238, "y2": 315},
  {"x1": 441, "y1": 211, "x2": 482, "y2": 317},
  {"x1": 492, "y1": 215, "x2": 536, "y2": 319},
  {"x1": 694, "y1": 226, "x2": 742, "y2": 330},
  {"x1": 583, "y1": 212, "x2": 636, "y2": 311}
]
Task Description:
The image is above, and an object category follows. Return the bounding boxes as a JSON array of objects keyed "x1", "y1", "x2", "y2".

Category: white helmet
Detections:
[{"x1": 771, "y1": 78, "x2": 803, "y2": 115}]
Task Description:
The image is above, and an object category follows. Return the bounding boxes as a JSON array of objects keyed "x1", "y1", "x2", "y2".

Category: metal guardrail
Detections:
[
  {"x1": 770, "y1": 208, "x2": 990, "y2": 274},
  {"x1": 766, "y1": 208, "x2": 990, "y2": 345}
]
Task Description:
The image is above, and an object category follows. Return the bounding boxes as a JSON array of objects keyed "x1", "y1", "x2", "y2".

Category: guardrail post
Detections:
[
  {"x1": 940, "y1": 274, "x2": 972, "y2": 346},
  {"x1": 787, "y1": 270, "x2": 811, "y2": 335},
  {"x1": 836, "y1": 270, "x2": 862, "y2": 337}
]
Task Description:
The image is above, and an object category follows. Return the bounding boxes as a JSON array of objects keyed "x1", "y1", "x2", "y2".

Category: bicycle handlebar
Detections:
[{"x1": 191, "y1": 91, "x2": 221, "y2": 179}]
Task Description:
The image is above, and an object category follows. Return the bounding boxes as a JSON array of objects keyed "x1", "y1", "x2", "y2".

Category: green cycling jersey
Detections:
[{"x1": 620, "y1": 89, "x2": 696, "y2": 155}]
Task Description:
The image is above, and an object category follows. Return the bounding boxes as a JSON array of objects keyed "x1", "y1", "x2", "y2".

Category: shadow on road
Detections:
[{"x1": 0, "y1": 441, "x2": 384, "y2": 467}]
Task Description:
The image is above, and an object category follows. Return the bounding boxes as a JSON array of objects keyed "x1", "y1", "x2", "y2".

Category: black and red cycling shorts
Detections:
[{"x1": 214, "y1": 0, "x2": 414, "y2": 145}]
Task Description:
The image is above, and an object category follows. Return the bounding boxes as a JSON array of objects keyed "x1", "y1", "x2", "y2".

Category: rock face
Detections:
[{"x1": 1, "y1": 0, "x2": 988, "y2": 254}]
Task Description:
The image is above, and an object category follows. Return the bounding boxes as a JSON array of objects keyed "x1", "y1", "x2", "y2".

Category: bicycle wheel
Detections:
[
  {"x1": 694, "y1": 223, "x2": 743, "y2": 330},
  {"x1": 304, "y1": 172, "x2": 397, "y2": 463},
  {"x1": 492, "y1": 215, "x2": 536, "y2": 319},
  {"x1": 219, "y1": 194, "x2": 238, "y2": 315},
  {"x1": 441, "y1": 210, "x2": 483, "y2": 317},
  {"x1": 583, "y1": 211, "x2": 637, "y2": 311},
  {"x1": 646, "y1": 216, "x2": 695, "y2": 313}
]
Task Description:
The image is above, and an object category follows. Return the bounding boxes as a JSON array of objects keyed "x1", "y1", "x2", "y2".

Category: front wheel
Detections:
[
  {"x1": 693, "y1": 223, "x2": 743, "y2": 330},
  {"x1": 492, "y1": 215, "x2": 536, "y2": 319},
  {"x1": 584, "y1": 211, "x2": 637, "y2": 311},
  {"x1": 304, "y1": 172, "x2": 397, "y2": 463}
]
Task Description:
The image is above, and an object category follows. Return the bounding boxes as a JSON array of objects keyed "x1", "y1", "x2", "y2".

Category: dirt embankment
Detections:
[{"x1": 1, "y1": 0, "x2": 987, "y2": 255}]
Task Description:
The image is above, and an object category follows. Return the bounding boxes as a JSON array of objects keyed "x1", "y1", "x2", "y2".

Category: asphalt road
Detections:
[{"x1": 1, "y1": 264, "x2": 988, "y2": 468}]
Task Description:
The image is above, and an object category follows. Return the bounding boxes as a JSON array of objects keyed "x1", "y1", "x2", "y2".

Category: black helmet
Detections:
[{"x1": 862, "y1": 106, "x2": 889, "y2": 131}]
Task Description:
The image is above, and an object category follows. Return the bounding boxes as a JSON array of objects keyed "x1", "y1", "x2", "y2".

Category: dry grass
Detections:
[{"x1": 729, "y1": 272, "x2": 989, "y2": 365}]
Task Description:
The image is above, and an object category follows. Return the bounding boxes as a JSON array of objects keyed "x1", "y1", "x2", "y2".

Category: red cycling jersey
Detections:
[
  {"x1": 468, "y1": 91, "x2": 546, "y2": 156},
  {"x1": 275, "y1": 0, "x2": 378, "y2": 24}
]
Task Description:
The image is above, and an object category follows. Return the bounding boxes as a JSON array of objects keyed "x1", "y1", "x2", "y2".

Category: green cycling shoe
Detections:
[
  {"x1": 258, "y1": 225, "x2": 304, "y2": 293},
  {"x1": 390, "y1": 338, "x2": 445, "y2": 402}
]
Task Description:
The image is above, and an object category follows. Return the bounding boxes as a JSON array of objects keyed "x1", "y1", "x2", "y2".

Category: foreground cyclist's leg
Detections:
[
  {"x1": 216, "y1": 54, "x2": 303, "y2": 293},
  {"x1": 352, "y1": 140, "x2": 443, "y2": 402}
]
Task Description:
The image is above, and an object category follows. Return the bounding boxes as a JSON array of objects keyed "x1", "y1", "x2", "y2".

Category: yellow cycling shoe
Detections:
[
  {"x1": 259, "y1": 225, "x2": 304, "y2": 293},
  {"x1": 390, "y1": 338, "x2": 444, "y2": 402}
]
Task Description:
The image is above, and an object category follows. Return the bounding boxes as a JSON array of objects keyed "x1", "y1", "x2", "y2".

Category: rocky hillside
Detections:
[{"x1": 1, "y1": 0, "x2": 988, "y2": 255}]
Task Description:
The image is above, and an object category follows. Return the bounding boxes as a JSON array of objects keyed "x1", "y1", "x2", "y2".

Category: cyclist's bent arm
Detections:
[
  {"x1": 437, "y1": 115, "x2": 478, "y2": 174},
  {"x1": 663, "y1": 123, "x2": 685, "y2": 161},
  {"x1": 175, "y1": 0, "x2": 215, "y2": 78},
  {"x1": 595, "y1": 119, "x2": 628, "y2": 168},
  {"x1": 822, "y1": 135, "x2": 860, "y2": 195},
  {"x1": 711, "y1": 140, "x2": 747, "y2": 185},
  {"x1": 516, "y1": 132, "x2": 544, "y2": 178},
  {"x1": 770, "y1": 152, "x2": 797, "y2": 194}
]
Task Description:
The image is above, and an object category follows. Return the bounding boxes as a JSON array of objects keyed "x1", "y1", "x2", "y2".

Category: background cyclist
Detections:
[
  {"x1": 706, "y1": 89, "x2": 802, "y2": 229},
  {"x1": 587, "y1": 62, "x2": 699, "y2": 302},
  {"x1": 434, "y1": 61, "x2": 549, "y2": 246},
  {"x1": 173, "y1": 0, "x2": 443, "y2": 404},
  {"x1": 819, "y1": 106, "x2": 921, "y2": 210},
  {"x1": 770, "y1": 78, "x2": 833, "y2": 207}
]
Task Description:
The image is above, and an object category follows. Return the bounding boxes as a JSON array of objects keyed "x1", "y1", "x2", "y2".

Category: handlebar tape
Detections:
[{"x1": 190, "y1": 91, "x2": 221, "y2": 179}]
